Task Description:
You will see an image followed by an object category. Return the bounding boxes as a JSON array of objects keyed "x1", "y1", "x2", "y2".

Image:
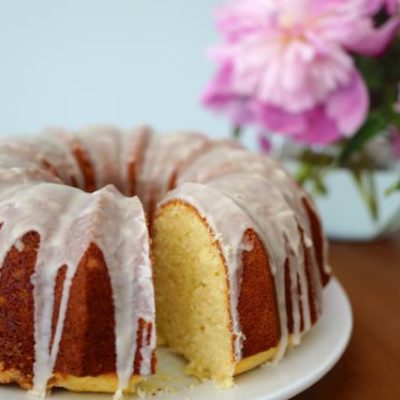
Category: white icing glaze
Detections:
[
  {"x1": 38, "y1": 128, "x2": 86, "y2": 189},
  {"x1": 76, "y1": 125, "x2": 124, "y2": 192},
  {"x1": 119, "y1": 125, "x2": 152, "y2": 196},
  {"x1": 264, "y1": 167, "x2": 324, "y2": 319},
  {"x1": 0, "y1": 135, "x2": 83, "y2": 188},
  {"x1": 137, "y1": 132, "x2": 209, "y2": 214},
  {"x1": 0, "y1": 165, "x2": 61, "y2": 187},
  {"x1": 208, "y1": 173, "x2": 308, "y2": 352}
]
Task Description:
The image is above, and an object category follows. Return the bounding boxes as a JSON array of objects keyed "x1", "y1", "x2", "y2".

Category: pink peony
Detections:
[
  {"x1": 203, "y1": 0, "x2": 400, "y2": 145},
  {"x1": 386, "y1": 0, "x2": 400, "y2": 14}
]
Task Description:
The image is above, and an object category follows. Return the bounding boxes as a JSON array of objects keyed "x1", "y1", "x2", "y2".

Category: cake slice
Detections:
[{"x1": 153, "y1": 181, "x2": 327, "y2": 387}]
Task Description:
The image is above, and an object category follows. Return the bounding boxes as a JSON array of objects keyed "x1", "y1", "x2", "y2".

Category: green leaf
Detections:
[
  {"x1": 355, "y1": 56, "x2": 385, "y2": 92},
  {"x1": 338, "y1": 113, "x2": 388, "y2": 166},
  {"x1": 295, "y1": 161, "x2": 329, "y2": 197},
  {"x1": 295, "y1": 163, "x2": 312, "y2": 186},
  {"x1": 312, "y1": 172, "x2": 328, "y2": 196},
  {"x1": 385, "y1": 180, "x2": 400, "y2": 196}
]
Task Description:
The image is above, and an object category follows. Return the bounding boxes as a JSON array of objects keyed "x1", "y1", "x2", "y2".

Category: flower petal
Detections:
[
  {"x1": 255, "y1": 103, "x2": 342, "y2": 145},
  {"x1": 346, "y1": 17, "x2": 400, "y2": 56},
  {"x1": 255, "y1": 103, "x2": 308, "y2": 136},
  {"x1": 202, "y1": 63, "x2": 255, "y2": 125},
  {"x1": 325, "y1": 72, "x2": 369, "y2": 135},
  {"x1": 215, "y1": 0, "x2": 277, "y2": 42},
  {"x1": 386, "y1": 0, "x2": 400, "y2": 15},
  {"x1": 363, "y1": 0, "x2": 386, "y2": 15},
  {"x1": 293, "y1": 107, "x2": 343, "y2": 144}
]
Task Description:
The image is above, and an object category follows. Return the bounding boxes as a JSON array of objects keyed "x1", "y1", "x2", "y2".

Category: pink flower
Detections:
[
  {"x1": 203, "y1": 0, "x2": 400, "y2": 145},
  {"x1": 386, "y1": 0, "x2": 400, "y2": 14}
]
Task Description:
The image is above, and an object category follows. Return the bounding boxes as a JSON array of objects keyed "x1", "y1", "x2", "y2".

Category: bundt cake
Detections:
[{"x1": 0, "y1": 125, "x2": 330, "y2": 398}]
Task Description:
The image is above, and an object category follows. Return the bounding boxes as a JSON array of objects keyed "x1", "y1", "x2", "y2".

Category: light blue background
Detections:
[
  {"x1": 0, "y1": 0, "x2": 237, "y2": 139},
  {"x1": 1, "y1": 1, "x2": 399, "y2": 239}
]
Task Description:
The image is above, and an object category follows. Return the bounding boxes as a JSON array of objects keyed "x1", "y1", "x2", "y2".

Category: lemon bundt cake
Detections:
[{"x1": 0, "y1": 126, "x2": 330, "y2": 397}]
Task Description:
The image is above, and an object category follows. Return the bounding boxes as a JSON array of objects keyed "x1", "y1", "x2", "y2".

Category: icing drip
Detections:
[
  {"x1": 14, "y1": 238, "x2": 24, "y2": 252},
  {"x1": 208, "y1": 174, "x2": 310, "y2": 357},
  {"x1": 100, "y1": 191, "x2": 155, "y2": 397},
  {"x1": 260, "y1": 161, "x2": 325, "y2": 318}
]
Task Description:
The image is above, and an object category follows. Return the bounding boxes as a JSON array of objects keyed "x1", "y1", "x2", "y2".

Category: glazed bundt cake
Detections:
[{"x1": 0, "y1": 125, "x2": 330, "y2": 398}]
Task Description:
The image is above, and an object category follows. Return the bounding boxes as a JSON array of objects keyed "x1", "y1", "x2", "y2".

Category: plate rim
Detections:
[{"x1": 255, "y1": 277, "x2": 353, "y2": 400}]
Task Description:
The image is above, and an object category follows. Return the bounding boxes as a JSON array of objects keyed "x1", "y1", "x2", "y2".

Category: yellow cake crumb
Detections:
[{"x1": 153, "y1": 202, "x2": 237, "y2": 386}]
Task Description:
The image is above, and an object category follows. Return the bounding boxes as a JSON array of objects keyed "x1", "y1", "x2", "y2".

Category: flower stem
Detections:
[
  {"x1": 232, "y1": 125, "x2": 242, "y2": 140},
  {"x1": 385, "y1": 179, "x2": 400, "y2": 196},
  {"x1": 350, "y1": 169, "x2": 379, "y2": 222}
]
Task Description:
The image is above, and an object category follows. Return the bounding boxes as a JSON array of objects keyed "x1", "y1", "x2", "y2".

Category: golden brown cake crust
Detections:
[
  {"x1": 126, "y1": 130, "x2": 151, "y2": 197},
  {"x1": 238, "y1": 229, "x2": 280, "y2": 358},
  {"x1": 0, "y1": 231, "x2": 38, "y2": 388},
  {"x1": 70, "y1": 142, "x2": 97, "y2": 192},
  {"x1": 303, "y1": 198, "x2": 330, "y2": 286},
  {"x1": 237, "y1": 227, "x2": 321, "y2": 359},
  {"x1": 127, "y1": 161, "x2": 137, "y2": 197},
  {"x1": 53, "y1": 243, "x2": 118, "y2": 377}
]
